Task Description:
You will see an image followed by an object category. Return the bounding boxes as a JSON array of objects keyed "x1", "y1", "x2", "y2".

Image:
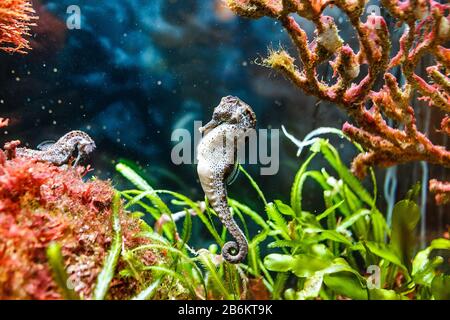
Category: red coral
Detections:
[
  {"x1": 441, "y1": 116, "x2": 450, "y2": 135},
  {"x1": 227, "y1": 0, "x2": 450, "y2": 202},
  {"x1": 0, "y1": 118, "x2": 9, "y2": 128},
  {"x1": 0, "y1": 155, "x2": 157, "y2": 299},
  {"x1": 0, "y1": 0, "x2": 38, "y2": 54},
  {"x1": 429, "y1": 179, "x2": 450, "y2": 205},
  {"x1": 3, "y1": 140, "x2": 20, "y2": 159}
]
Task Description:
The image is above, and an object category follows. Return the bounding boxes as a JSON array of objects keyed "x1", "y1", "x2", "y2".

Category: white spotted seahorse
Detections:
[
  {"x1": 197, "y1": 96, "x2": 256, "y2": 263},
  {"x1": 15, "y1": 130, "x2": 96, "y2": 166}
]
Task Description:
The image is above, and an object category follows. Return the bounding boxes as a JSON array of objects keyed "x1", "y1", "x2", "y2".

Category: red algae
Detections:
[{"x1": 0, "y1": 154, "x2": 158, "y2": 299}]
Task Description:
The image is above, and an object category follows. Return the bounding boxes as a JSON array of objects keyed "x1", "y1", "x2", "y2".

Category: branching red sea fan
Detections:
[
  {"x1": 226, "y1": 0, "x2": 450, "y2": 203},
  {"x1": 0, "y1": 152, "x2": 160, "y2": 299},
  {"x1": 0, "y1": 0, "x2": 38, "y2": 53}
]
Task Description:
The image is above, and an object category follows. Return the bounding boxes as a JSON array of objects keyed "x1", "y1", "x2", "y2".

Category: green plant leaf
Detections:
[
  {"x1": 296, "y1": 274, "x2": 323, "y2": 300},
  {"x1": 156, "y1": 190, "x2": 223, "y2": 246},
  {"x1": 46, "y1": 242, "x2": 80, "y2": 300},
  {"x1": 263, "y1": 254, "x2": 295, "y2": 273},
  {"x1": 318, "y1": 230, "x2": 353, "y2": 246},
  {"x1": 371, "y1": 209, "x2": 389, "y2": 243},
  {"x1": 324, "y1": 272, "x2": 406, "y2": 300},
  {"x1": 248, "y1": 229, "x2": 270, "y2": 277},
  {"x1": 290, "y1": 152, "x2": 318, "y2": 215},
  {"x1": 116, "y1": 163, "x2": 171, "y2": 214},
  {"x1": 272, "y1": 272, "x2": 288, "y2": 300},
  {"x1": 120, "y1": 191, "x2": 161, "y2": 220},
  {"x1": 265, "y1": 253, "x2": 342, "y2": 278},
  {"x1": 93, "y1": 192, "x2": 122, "y2": 300},
  {"x1": 364, "y1": 241, "x2": 406, "y2": 270},
  {"x1": 132, "y1": 277, "x2": 163, "y2": 300},
  {"x1": 336, "y1": 209, "x2": 371, "y2": 233},
  {"x1": 143, "y1": 266, "x2": 197, "y2": 298},
  {"x1": 316, "y1": 200, "x2": 344, "y2": 221},
  {"x1": 308, "y1": 243, "x2": 334, "y2": 259},
  {"x1": 267, "y1": 239, "x2": 302, "y2": 250},
  {"x1": 431, "y1": 275, "x2": 450, "y2": 300},
  {"x1": 274, "y1": 200, "x2": 295, "y2": 216},
  {"x1": 238, "y1": 164, "x2": 267, "y2": 206},
  {"x1": 181, "y1": 208, "x2": 192, "y2": 246},
  {"x1": 412, "y1": 238, "x2": 450, "y2": 286},
  {"x1": 319, "y1": 140, "x2": 373, "y2": 206},
  {"x1": 390, "y1": 197, "x2": 420, "y2": 270},
  {"x1": 368, "y1": 288, "x2": 406, "y2": 300},
  {"x1": 323, "y1": 272, "x2": 368, "y2": 300},
  {"x1": 116, "y1": 162, "x2": 153, "y2": 191},
  {"x1": 198, "y1": 251, "x2": 232, "y2": 299},
  {"x1": 229, "y1": 199, "x2": 269, "y2": 230},
  {"x1": 265, "y1": 203, "x2": 290, "y2": 239}
]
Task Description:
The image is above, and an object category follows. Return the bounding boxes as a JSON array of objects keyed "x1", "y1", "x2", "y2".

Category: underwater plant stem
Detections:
[
  {"x1": 225, "y1": 263, "x2": 240, "y2": 299},
  {"x1": 120, "y1": 190, "x2": 175, "y2": 241},
  {"x1": 199, "y1": 253, "x2": 232, "y2": 299},
  {"x1": 46, "y1": 242, "x2": 80, "y2": 300},
  {"x1": 238, "y1": 164, "x2": 267, "y2": 206},
  {"x1": 93, "y1": 192, "x2": 122, "y2": 300},
  {"x1": 132, "y1": 277, "x2": 164, "y2": 300},
  {"x1": 420, "y1": 161, "x2": 429, "y2": 249},
  {"x1": 385, "y1": 265, "x2": 398, "y2": 289}
]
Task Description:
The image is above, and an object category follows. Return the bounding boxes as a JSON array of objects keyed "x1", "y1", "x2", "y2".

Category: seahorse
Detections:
[
  {"x1": 197, "y1": 96, "x2": 257, "y2": 263},
  {"x1": 15, "y1": 130, "x2": 96, "y2": 166}
]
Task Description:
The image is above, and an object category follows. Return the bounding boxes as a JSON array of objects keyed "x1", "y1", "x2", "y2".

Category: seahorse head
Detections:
[
  {"x1": 76, "y1": 132, "x2": 96, "y2": 157},
  {"x1": 200, "y1": 96, "x2": 256, "y2": 134},
  {"x1": 62, "y1": 130, "x2": 96, "y2": 158}
]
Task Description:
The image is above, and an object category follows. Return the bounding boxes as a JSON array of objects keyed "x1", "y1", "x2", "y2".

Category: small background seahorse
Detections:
[
  {"x1": 197, "y1": 95, "x2": 257, "y2": 263},
  {"x1": 15, "y1": 130, "x2": 96, "y2": 166}
]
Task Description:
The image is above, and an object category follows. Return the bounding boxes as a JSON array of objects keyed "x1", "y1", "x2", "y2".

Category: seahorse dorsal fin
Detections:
[
  {"x1": 37, "y1": 140, "x2": 56, "y2": 151},
  {"x1": 226, "y1": 163, "x2": 240, "y2": 185}
]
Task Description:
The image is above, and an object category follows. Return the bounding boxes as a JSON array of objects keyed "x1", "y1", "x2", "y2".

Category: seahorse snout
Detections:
[
  {"x1": 80, "y1": 141, "x2": 96, "y2": 155},
  {"x1": 199, "y1": 119, "x2": 219, "y2": 135}
]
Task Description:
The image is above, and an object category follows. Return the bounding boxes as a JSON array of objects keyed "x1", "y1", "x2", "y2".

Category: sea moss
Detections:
[{"x1": 0, "y1": 153, "x2": 160, "y2": 299}]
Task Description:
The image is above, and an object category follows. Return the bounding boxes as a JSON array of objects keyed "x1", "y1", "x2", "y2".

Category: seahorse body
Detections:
[
  {"x1": 16, "y1": 130, "x2": 96, "y2": 166},
  {"x1": 197, "y1": 96, "x2": 256, "y2": 263}
]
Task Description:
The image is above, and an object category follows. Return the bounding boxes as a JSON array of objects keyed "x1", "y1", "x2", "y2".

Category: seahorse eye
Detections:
[{"x1": 213, "y1": 108, "x2": 231, "y2": 123}]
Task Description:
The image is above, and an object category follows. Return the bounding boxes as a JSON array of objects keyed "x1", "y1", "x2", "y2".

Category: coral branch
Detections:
[
  {"x1": 429, "y1": 179, "x2": 450, "y2": 205},
  {"x1": 227, "y1": 0, "x2": 450, "y2": 203},
  {"x1": 0, "y1": 0, "x2": 37, "y2": 54},
  {"x1": 0, "y1": 118, "x2": 9, "y2": 128}
]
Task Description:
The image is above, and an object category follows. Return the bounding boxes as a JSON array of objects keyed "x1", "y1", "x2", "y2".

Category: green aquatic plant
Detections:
[
  {"x1": 117, "y1": 162, "x2": 252, "y2": 299},
  {"x1": 115, "y1": 133, "x2": 449, "y2": 300},
  {"x1": 35, "y1": 129, "x2": 447, "y2": 300},
  {"x1": 46, "y1": 243, "x2": 80, "y2": 300},
  {"x1": 93, "y1": 192, "x2": 123, "y2": 300}
]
